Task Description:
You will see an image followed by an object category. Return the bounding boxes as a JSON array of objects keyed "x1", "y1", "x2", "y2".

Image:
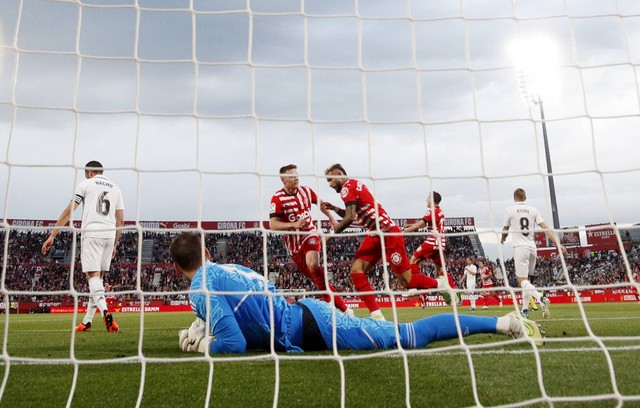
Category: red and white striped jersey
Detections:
[
  {"x1": 270, "y1": 186, "x2": 318, "y2": 255},
  {"x1": 480, "y1": 267, "x2": 493, "y2": 286},
  {"x1": 421, "y1": 206, "x2": 446, "y2": 247},
  {"x1": 340, "y1": 179, "x2": 394, "y2": 232}
]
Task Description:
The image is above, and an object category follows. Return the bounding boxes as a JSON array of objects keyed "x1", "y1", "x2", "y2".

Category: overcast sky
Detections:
[{"x1": 1, "y1": 0, "x2": 639, "y2": 259}]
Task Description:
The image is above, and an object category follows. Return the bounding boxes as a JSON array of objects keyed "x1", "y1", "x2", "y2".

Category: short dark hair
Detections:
[
  {"x1": 324, "y1": 163, "x2": 347, "y2": 175},
  {"x1": 170, "y1": 232, "x2": 204, "y2": 271},
  {"x1": 279, "y1": 164, "x2": 297, "y2": 175},
  {"x1": 514, "y1": 188, "x2": 527, "y2": 201},
  {"x1": 432, "y1": 191, "x2": 442, "y2": 205},
  {"x1": 85, "y1": 161, "x2": 104, "y2": 174}
]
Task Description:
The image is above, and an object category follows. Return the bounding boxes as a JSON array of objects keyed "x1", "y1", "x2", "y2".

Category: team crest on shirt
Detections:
[
  {"x1": 340, "y1": 187, "x2": 348, "y2": 199},
  {"x1": 390, "y1": 252, "x2": 402, "y2": 265}
]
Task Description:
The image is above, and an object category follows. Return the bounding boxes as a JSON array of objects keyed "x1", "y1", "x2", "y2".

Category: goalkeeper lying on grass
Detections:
[{"x1": 171, "y1": 232, "x2": 543, "y2": 354}]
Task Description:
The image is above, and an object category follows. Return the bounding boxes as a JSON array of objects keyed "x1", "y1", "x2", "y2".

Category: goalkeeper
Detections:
[{"x1": 171, "y1": 232, "x2": 542, "y2": 354}]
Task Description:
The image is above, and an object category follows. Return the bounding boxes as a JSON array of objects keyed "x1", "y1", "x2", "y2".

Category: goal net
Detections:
[{"x1": 1, "y1": 0, "x2": 639, "y2": 407}]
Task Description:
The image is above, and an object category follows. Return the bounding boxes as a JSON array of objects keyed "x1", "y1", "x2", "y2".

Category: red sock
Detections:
[
  {"x1": 351, "y1": 273, "x2": 379, "y2": 312},
  {"x1": 312, "y1": 268, "x2": 348, "y2": 312},
  {"x1": 410, "y1": 263, "x2": 420, "y2": 274},
  {"x1": 407, "y1": 274, "x2": 438, "y2": 289}
]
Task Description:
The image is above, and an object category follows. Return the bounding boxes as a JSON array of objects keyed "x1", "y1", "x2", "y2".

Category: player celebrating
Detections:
[
  {"x1": 170, "y1": 232, "x2": 544, "y2": 354},
  {"x1": 321, "y1": 164, "x2": 443, "y2": 320},
  {"x1": 269, "y1": 164, "x2": 351, "y2": 316},
  {"x1": 404, "y1": 192, "x2": 460, "y2": 305},
  {"x1": 478, "y1": 260, "x2": 502, "y2": 309},
  {"x1": 42, "y1": 161, "x2": 123, "y2": 332},
  {"x1": 501, "y1": 188, "x2": 567, "y2": 318},
  {"x1": 462, "y1": 257, "x2": 478, "y2": 311}
]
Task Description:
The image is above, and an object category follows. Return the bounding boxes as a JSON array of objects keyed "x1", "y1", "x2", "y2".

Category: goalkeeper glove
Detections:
[{"x1": 178, "y1": 317, "x2": 212, "y2": 353}]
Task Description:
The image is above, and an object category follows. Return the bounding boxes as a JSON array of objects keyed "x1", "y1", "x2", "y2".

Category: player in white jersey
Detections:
[
  {"x1": 42, "y1": 161, "x2": 124, "y2": 332},
  {"x1": 462, "y1": 257, "x2": 478, "y2": 311},
  {"x1": 501, "y1": 188, "x2": 566, "y2": 318}
]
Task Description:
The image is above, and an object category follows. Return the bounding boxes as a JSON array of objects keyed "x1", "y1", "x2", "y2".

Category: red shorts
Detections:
[
  {"x1": 482, "y1": 283, "x2": 494, "y2": 289},
  {"x1": 291, "y1": 235, "x2": 321, "y2": 278},
  {"x1": 412, "y1": 242, "x2": 445, "y2": 267},
  {"x1": 354, "y1": 226, "x2": 410, "y2": 274}
]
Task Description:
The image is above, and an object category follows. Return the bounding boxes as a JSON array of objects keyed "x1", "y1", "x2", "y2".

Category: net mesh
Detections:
[{"x1": 1, "y1": 0, "x2": 639, "y2": 407}]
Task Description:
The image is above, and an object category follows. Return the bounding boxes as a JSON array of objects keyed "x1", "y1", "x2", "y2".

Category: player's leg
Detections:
[
  {"x1": 515, "y1": 248, "x2": 535, "y2": 317},
  {"x1": 404, "y1": 243, "x2": 439, "y2": 290},
  {"x1": 83, "y1": 238, "x2": 119, "y2": 332},
  {"x1": 397, "y1": 313, "x2": 540, "y2": 349},
  {"x1": 468, "y1": 283, "x2": 476, "y2": 310},
  {"x1": 351, "y1": 236, "x2": 383, "y2": 319},
  {"x1": 480, "y1": 289, "x2": 488, "y2": 309},
  {"x1": 383, "y1": 229, "x2": 433, "y2": 291},
  {"x1": 304, "y1": 244, "x2": 350, "y2": 314},
  {"x1": 432, "y1": 252, "x2": 460, "y2": 306}
]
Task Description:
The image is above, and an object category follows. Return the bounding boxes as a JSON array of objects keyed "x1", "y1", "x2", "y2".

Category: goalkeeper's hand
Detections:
[{"x1": 178, "y1": 317, "x2": 212, "y2": 353}]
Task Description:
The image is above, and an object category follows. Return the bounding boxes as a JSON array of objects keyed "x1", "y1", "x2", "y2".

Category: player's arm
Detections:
[
  {"x1": 320, "y1": 201, "x2": 346, "y2": 219},
  {"x1": 42, "y1": 201, "x2": 78, "y2": 255},
  {"x1": 500, "y1": 226, "x2": 509, "y2": 244},
  {"x1": 269, "y1": 216, "x2": 306, "y2": 231},
  {"x1": 208, "y1": 315, "x2": 247, "y2": 354},
  {"x1": 331, "y1": 203, "x2": 356, "y2": 234},
  {"x1": 112, "y1": 209, "x2": 124, "y2": 259},
  {"x1": 403, "y1": 219, "x2": 426, "y2": 233},
  {"x1": 180, "y1": 298, "x2": 248, "y2": 354},
  {"x1": 539, "y1": 221, "x2": 568, "y2": 255}
]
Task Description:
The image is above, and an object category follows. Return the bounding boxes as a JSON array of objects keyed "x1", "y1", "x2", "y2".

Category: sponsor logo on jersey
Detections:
[{"x1": 287, "y1": 210, "x2": 310, "y2": 223}]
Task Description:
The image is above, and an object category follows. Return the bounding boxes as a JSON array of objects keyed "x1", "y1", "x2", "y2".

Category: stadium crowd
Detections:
[{"x1": 1, "y1": 229, "x2": 639, "y2": 305}]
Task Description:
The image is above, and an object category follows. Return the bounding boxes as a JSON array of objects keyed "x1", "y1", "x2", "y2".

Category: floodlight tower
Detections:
[{"x1": 511, "y1": 37, "x2": 561, "y2": 230}]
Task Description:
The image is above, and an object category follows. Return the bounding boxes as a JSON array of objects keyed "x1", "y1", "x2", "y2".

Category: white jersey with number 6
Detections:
[
  {"x1": 74, "y1": 175, "x2": 124, "y2": 239},
  {"x1": 502, "y1": 202, "x2": 544, "y2": 249}
]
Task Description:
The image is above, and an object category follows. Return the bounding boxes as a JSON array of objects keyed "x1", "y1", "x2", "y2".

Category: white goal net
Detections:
[{"x1": 1, "y1": 0, "x2": 639, "y2": 407}]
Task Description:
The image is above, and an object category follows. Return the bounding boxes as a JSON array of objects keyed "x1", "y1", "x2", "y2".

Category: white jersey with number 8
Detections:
[{"x1": 502, "y1": 202, "x2": 543, "y2": 249}]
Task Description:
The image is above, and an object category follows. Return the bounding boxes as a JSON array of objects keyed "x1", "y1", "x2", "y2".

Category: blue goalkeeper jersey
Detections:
[{"x1": 189, "y1": 261, "x2": 304, "y2": 353}]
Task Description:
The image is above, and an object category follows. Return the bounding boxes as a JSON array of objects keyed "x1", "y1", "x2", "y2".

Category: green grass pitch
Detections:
[{"x1": 1, "y1": 303, "x2": 639, "y2": 407}]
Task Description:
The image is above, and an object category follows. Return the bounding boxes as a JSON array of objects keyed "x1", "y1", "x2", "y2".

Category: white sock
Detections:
[
  {"x1": 520, "y1": 280, "x2": 541, "y2": 308},
  {"x1": 82, "y1": 297, "x2": 98, "y2": 325},
  {"x1": 470, "y1": 293, "x2": 476, "y2": 308},
  {"x1": 88, "y1": 276, "x2": 108, "y2": 315}
]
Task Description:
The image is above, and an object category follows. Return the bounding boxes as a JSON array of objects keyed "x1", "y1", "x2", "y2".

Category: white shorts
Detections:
[
  {"x1": 466, "y1": 281, "x2": 476, "y2": 291},
  {"x1": 81, "y1": 237, "x2": 114, "y2": 273},
  {"x1": 514, "y1": 246, "x2": 537, "y2": 279}
]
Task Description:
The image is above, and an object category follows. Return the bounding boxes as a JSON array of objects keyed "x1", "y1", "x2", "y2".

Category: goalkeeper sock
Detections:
[
  {"x1": 402, "y1": 314, "x2": 497, "y2": 349},
  {"x1": 88, "y1": 276, "x2": 108, "y2": 314},
  {"x1": 351, "y1": 273, "x2": 379, "y2": 313}
]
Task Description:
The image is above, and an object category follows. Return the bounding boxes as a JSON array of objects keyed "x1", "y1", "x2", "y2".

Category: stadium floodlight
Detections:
[{"x1": 510, "y1": 36, "x2": 561, "y2": 230}]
